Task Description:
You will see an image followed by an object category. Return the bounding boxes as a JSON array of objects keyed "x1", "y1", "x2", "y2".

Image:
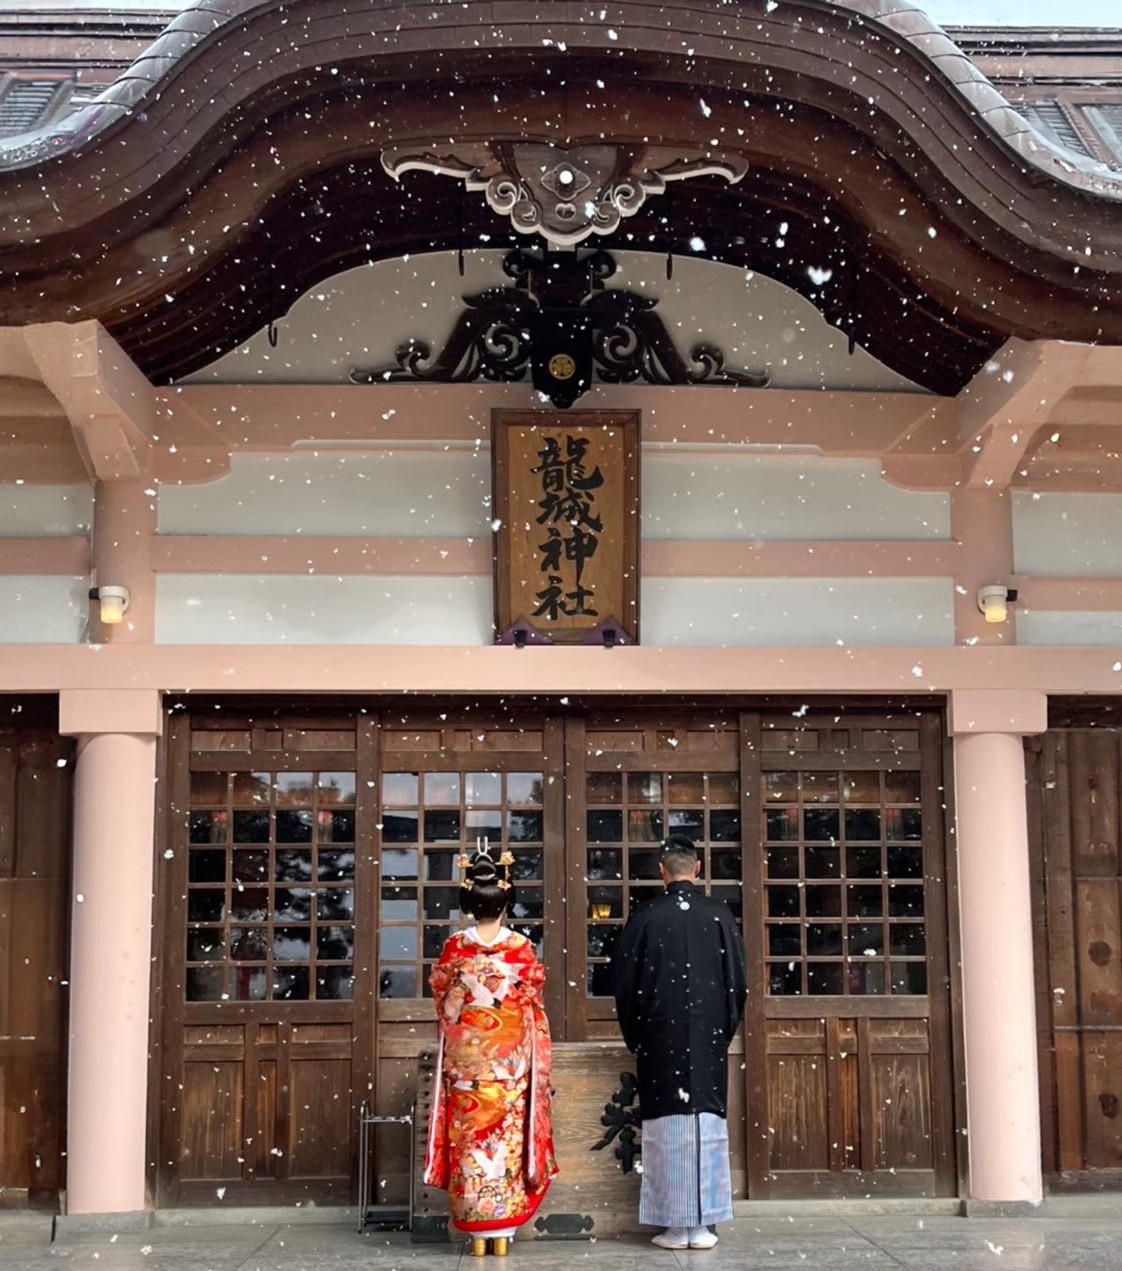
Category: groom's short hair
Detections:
[{"x1": 660, "y1": 834, "x2": 699, "y2": 878}]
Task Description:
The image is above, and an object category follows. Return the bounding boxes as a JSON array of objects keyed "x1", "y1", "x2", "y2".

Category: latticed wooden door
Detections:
[
  {"x1": 745, "y1": 709, "x2": 956, "y2": 1197},
  {"x1": 157, "y1": 710, "x2": 372, "y2": 1205}
]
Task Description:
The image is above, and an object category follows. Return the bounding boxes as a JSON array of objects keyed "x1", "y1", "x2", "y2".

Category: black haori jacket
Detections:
[{"x1": 610, "y1": 880, "x2": 748, "y2": 1121}]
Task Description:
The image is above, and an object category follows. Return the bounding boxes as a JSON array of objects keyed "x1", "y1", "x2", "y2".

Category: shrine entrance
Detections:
[{"x1": 153, "y1": 698, "x2": 958, "y2": 1211}]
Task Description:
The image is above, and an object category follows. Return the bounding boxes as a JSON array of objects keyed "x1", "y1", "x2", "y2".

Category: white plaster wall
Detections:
[
  {"x1": 158, "y1": 449, "x2": 493, "y2": 537},
  {"x1": 156, "y1": 574, "x2": 493, "y2": 644},
  {"x1": 160, "y1": 450, "x2": 949, "y2": 543},
  {"x1": 0, "y1": 576, "x2": 87, "y2": 642},
  {"x1": 641, "y1": 577, "x2": 954, "y2": 646},
  {"x1": 1013, "y1": 492, "x2": 1122, "y2": 576},
  {"x1": 1016, "y1": 610, "x2": 1122, "y2": 647},
  {"x1": 642, "y1": 454, "x2": 949, "y2": 540},
  {"x1": 186, "y1": 251, "x2": 922, "y2": 393},
  {"x1": 0, "y1": 484, "x2": 92, "y2": 536}
]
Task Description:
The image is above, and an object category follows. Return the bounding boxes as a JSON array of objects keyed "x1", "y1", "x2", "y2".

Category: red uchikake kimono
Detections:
[{"x1": 424, "y1": 929, "x2": 558, "y2": 1233}]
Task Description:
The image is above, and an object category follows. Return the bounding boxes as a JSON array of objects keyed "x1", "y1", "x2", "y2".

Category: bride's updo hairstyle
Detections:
[{"x1": 459, "y1": 849, "x2": 515, "y2": 922}]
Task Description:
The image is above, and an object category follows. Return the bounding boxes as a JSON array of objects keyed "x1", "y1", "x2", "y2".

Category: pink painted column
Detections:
[
  {"x1": 60, "y1": 690, "x2": 162, "y2": 1215},
  {"x1": 950, "y1": 489, "x2": 1015, "y2": 647},
  {"x1": 950, "y1": 689, "x2": 1047, "y2": 1205},
  {"x1": 92, "y1": 478, "x2": 156, "y2": 643}
]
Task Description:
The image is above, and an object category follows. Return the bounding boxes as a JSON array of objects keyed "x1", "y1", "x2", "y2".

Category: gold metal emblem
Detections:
[{"x1": 548, "y1": 352, "x2": 576, "y2": 380}]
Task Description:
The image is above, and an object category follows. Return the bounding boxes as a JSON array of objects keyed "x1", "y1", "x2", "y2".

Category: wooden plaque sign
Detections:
[{"x1": 492, "y1": 410, "x2": 640, "y2": 644}]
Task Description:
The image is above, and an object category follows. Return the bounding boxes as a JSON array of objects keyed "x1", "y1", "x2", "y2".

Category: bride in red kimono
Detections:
[{"x1": 424, "y1": 849, "x2": 558, "y2": 1257}]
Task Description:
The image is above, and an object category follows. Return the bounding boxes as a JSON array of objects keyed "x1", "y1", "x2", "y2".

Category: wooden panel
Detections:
[
  {"x1": 288, "y1": 1059, "x2": 352, "y2": 1179},
  {"x1": 870, "y1": 1052, "x2": 932, "y2": 1169},
  {"x1": 179, "y1": 1062, "x2": 243, "y2": 1180},
  {"x1": 0, "y1": 724, "x2": 71, "y2": 1205},
  {"x1": 1033, "y1": 726, "x2": 1122, "y2": 1185},
  {"x1": 1075, "y1": 879, "x2": 1122, "y2": 1027},
  {"x1": 1081, "y1": 1031, "x2": 1122, "y2": 1168},
  {"x1": 768, "y1": 1052, "x2": 830, "y2": 1171}
]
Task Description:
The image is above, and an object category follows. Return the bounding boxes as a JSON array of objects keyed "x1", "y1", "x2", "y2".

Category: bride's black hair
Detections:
[{"x1": 459, "y1": 850, "x2": 515, "y2": 922}]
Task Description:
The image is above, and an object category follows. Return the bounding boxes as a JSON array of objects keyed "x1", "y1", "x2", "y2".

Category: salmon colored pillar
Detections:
[
  {"x1": 91, "y1": 478, "x2": 156, "y2": 643},
  {"x1": 60, "y1": 690, "x2": 162, "y2": 1215},
  {"x1": 950, "y1": 689, "x2": 1047, "y2": 1206}
]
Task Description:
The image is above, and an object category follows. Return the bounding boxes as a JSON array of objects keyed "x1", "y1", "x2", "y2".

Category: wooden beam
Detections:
[{"x1": 21, "y1": 321, "x2": 155, "y2": 481}]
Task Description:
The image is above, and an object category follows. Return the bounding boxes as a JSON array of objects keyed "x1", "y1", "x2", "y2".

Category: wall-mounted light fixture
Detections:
[
  {"x1": 89, "y1": 584, "x2": 130, "y2": 626},
  {"x1": 977, "y1": 584, "x2": 1018, "y2": 625}
]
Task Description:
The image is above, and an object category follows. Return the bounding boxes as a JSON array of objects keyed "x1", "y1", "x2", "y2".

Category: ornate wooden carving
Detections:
[
  {"x1": 381, "y1": 142, "x2": 747, "y2": 247},
  {"x1": 349, "y1": 249, "x2": 768, "y2": 409}
]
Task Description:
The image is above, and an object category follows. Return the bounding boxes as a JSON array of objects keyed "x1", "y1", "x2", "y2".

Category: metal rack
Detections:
[{"x1": 357, "y1": 1101, "x2": 415, "y2": 1233}]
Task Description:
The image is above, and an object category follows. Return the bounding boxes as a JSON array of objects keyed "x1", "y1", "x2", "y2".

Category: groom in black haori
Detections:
[{"x1": 610, "y1": 834, "x2": 748, "y2": 1251}]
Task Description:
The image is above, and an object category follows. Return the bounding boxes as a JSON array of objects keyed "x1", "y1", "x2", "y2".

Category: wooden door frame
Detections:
[{"x1": 149, "y1": 694, "x2": 965, "y2": 1205}]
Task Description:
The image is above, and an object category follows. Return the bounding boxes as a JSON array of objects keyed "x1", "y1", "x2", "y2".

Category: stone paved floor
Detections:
[{"x1": 5, "y1": 1215, "x2": 1122, "y2": 1271}]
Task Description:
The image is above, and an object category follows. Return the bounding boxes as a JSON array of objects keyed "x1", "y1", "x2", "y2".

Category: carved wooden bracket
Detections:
[{"x1": 381, "y1": 142, "x2": 748, "y2": 247}]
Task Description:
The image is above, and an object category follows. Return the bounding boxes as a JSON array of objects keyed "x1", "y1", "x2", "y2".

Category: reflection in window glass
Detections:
[
  {"x1": 807, "y1": 963, "x2": 844, "y2": 995},
  {"x1": 891, "y1": 962, "x2": 927, "y2": 994},
  {"x1": 806, "y1": 885, "x2": 842, "y2": 918},
  {"x1": 465, "y1": 772, "x2": 501, "y2": 805},
  {"x1": 507, "y1": 811, "x2": 543, "y2": 842},
  {"x1": 382, "y1": 772, "x2": 419, "y2": 806},
  {"x1": 273, "y1": 927, "x2": 311, "y2": 961},
  {"x1": 318, "y1": 771, "x2": 357, "y2": 803},
  {"x1": 423, "y1": 773, "x2": 461, "y2": 807},
  {"x1": 628, "y1": 773, "x2": 663, "y2": 805},
  {"x1": 766, "y1": 847, "x2": 798, "y2": 879},
  {"x1": 186, "y1": 966, "x2": 224, "y2": 1001},
  {"x1": 380, "y1": 965, "x2": 418, "y2": 998},
  {"x1": 890, "y1": 924, "x2": 926, "y2": 957},
  {"x1": 887, "y1": 846, "x2": 923, "y2": 878},
  {"x1": 382, "y1": 848, "x2": 419, "y2": 880},
  {"x1": 189, "y1": 849, "x2": 226, "y2": 883},
  {"x1": 319, "y1": 966, "x2": 355, "y2": 1000},
  {"x1": 807, "y1": 923, "x2": 843, "y2": 956},
  {"x1": 766, "y1": 809, "x2": 799, "y2": 841},
  {"x1": 710, "y1": 810, "x2": 741, "y2": 842},
  {"x1": 842, "y1": 771, "x2": 880, "y2": 803},
  {"x1": 586, "y1": 772, "x2": 622, "y2": 802},
  {"x1": 628, "y1": 809, "x2": 664, "y2": 842},
  {"x1": 883, "y1": 771, "x2": 921, "y2": 804},
  {"x1": 186, "y1": 929, "x2": 225, "y2": 962},
  {"x1": 507, "y1": 772, "x2": 544, "y2": 806},
  {"x1": 424, "y1": 809, "x2": 461, "y2": 842},
  {"x1": 802, "y1": 772, "x2": 838, "y2": 804},
  {"x1": 273, "y1": 966, "x2": 310, "y2": 1000},
  {"x1": 768, "y1": 925, "x2": 801, "y2": 957},
  {"x1": 587, "y1": 810, "x2": 623, "y2": 842},
  {"x1": 382, "y1": 811, "x2": 419, "y2": 843},
  {"x1": 765, "y1": 772, "x2": 798, "y2": 802}
]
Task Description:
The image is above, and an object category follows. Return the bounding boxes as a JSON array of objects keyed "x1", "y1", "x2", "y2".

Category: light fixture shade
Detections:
[
  {"x1": 977, "y1": 584, "x2": 1009, "y2": 625},
  {"x1": 91, "y1": 584, "x2": 130, "y2": 626}
]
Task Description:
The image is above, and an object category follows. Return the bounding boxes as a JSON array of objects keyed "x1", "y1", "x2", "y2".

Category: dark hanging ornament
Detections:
[{"x1": 264, "y1": 232, "x2": 279, "y2": 349}]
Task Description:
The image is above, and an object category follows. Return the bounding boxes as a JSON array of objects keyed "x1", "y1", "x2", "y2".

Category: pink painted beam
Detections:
[{"x1": 0, "y1": 536, "x2": 90, "y2": 575}]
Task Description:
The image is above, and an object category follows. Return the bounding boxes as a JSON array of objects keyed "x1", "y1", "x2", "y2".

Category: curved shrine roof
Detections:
[{"x1": 1, "y1": 0, "x2": 1121, "y2": 394}]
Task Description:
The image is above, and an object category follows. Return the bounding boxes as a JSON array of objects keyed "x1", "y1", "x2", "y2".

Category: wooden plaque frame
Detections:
[{"x1": 492, "y1": 410, "x2": 640, "y2": 644}]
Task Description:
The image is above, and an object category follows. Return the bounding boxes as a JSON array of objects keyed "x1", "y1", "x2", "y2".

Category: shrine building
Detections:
[{"x1": 3, "y1": 0, "x2": 1122, "y2": 1231}]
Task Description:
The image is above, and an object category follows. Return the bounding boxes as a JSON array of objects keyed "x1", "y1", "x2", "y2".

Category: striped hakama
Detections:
[{"x1": 639, "y1": 1113, "x2": 734, "y2": 1229}]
